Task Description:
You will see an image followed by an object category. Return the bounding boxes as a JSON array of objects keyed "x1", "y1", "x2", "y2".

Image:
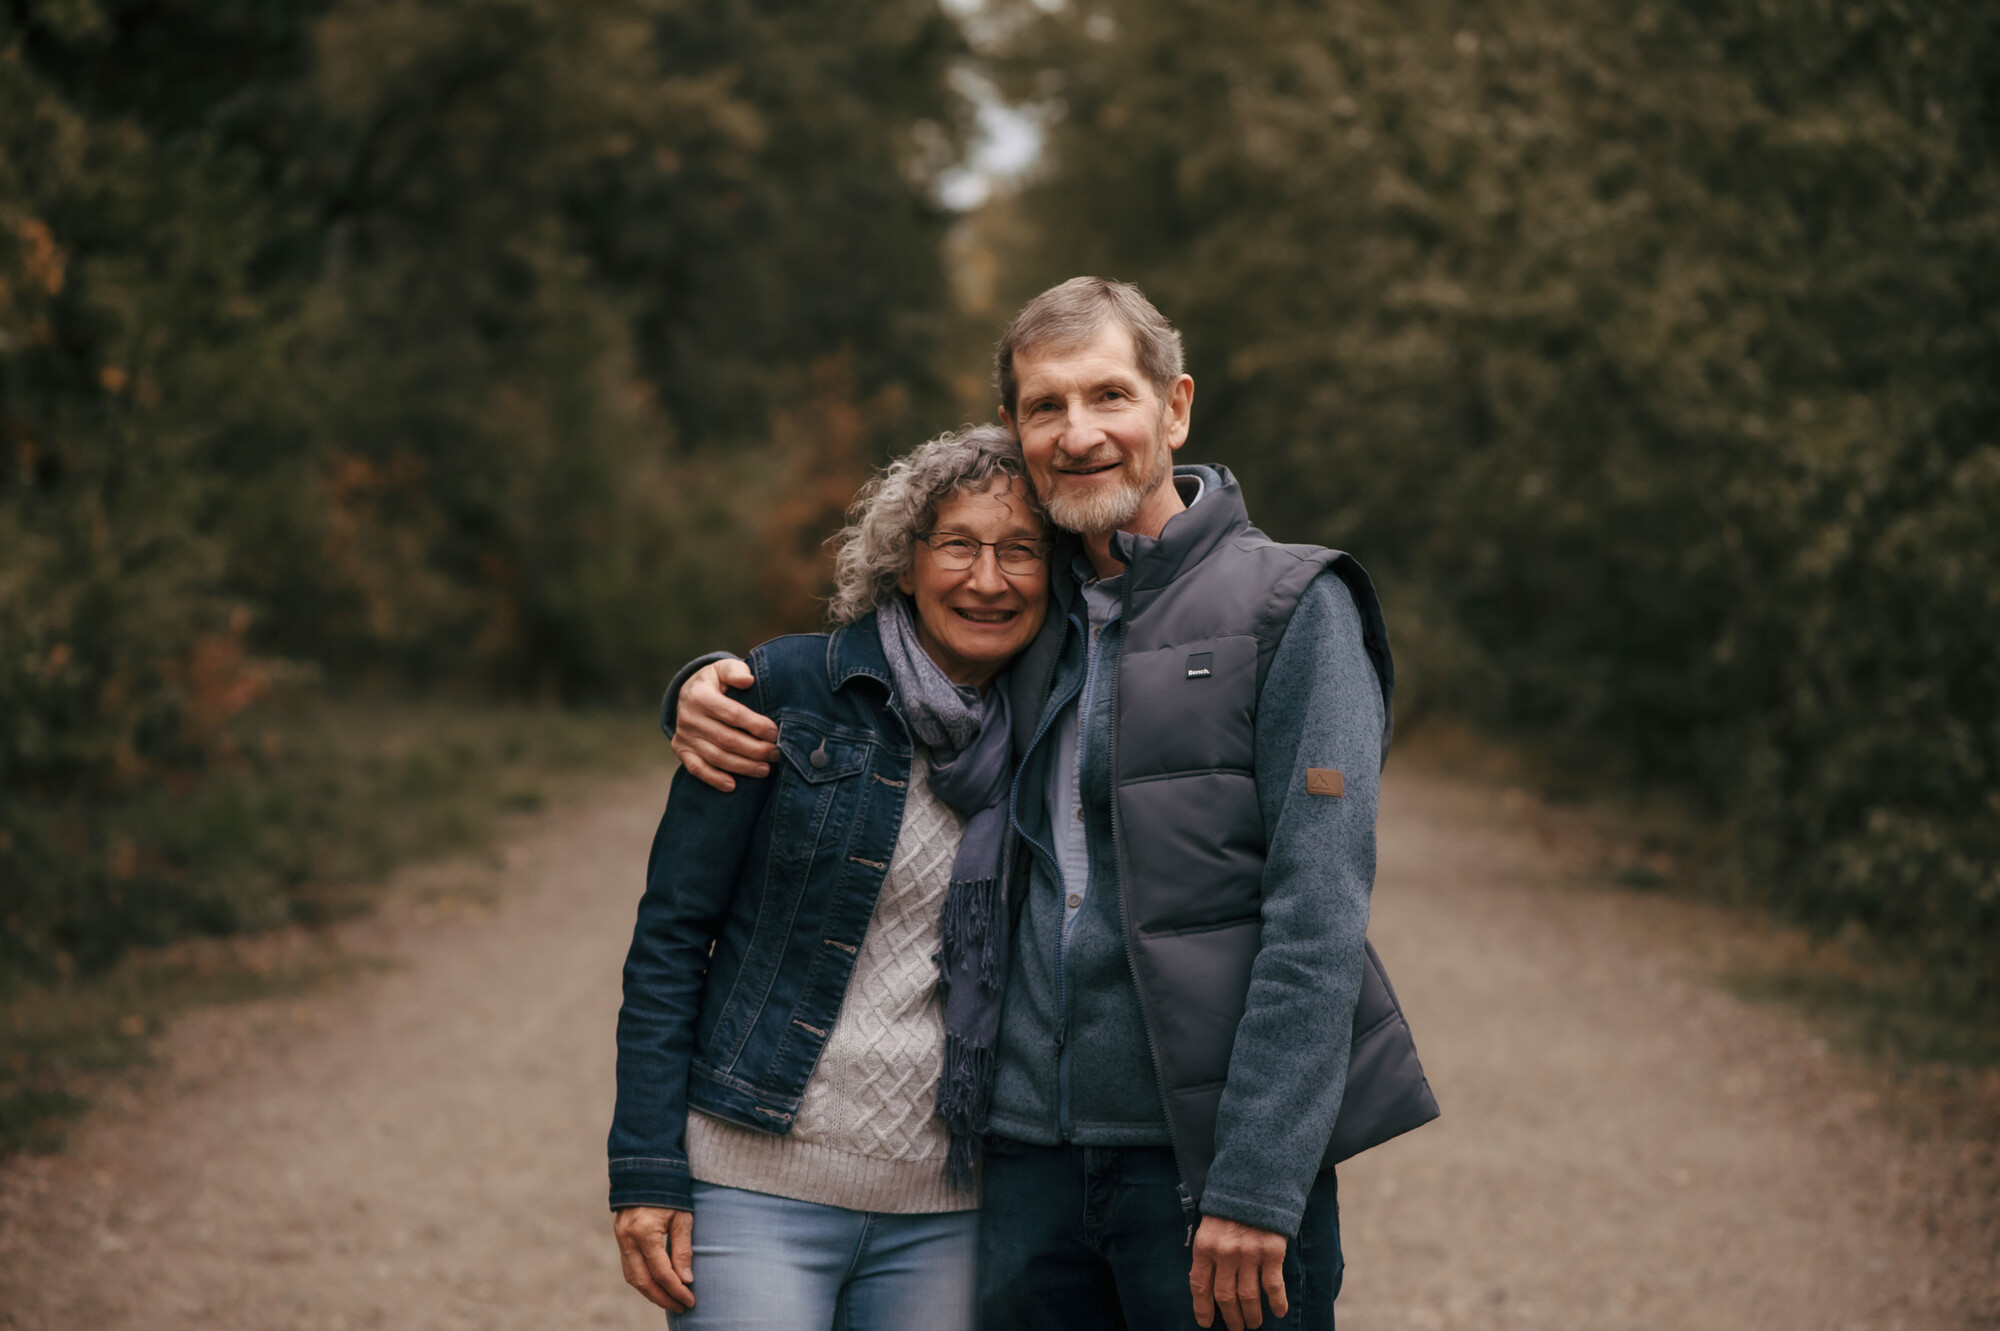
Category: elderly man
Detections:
[{"x1": 664, "y1": 278, "x2": 1435, "y2": 1330}]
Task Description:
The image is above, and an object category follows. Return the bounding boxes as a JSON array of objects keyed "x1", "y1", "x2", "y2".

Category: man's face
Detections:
[{"x1": 1002, "y1": 321, "x2": 1192, "y2": 537}]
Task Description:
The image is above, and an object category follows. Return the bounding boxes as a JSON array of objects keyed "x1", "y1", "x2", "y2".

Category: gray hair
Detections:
[
  {"x1": 827, "y1": 424, "x2": 1036, "y2": 625},
  {"x1": 993, "y1": 276, "x2": 1185, "y2": 419}
]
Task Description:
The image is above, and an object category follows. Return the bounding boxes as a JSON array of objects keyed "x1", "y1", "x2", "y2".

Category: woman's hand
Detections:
[
  {"x1": 613, "y1": 1206, "x2": 696, "y2": 1312},
  {"x1": 672, "y1": 659, "x2": 780, "y2": 791}
]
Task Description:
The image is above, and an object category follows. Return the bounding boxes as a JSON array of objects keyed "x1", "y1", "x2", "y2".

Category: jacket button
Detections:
[
  {"x1": 810, "y1": 740, "x2": 830, "y2": 769},
  {"x1": 1067, "y1": 894, "x2": 1081, "y2": 909}
]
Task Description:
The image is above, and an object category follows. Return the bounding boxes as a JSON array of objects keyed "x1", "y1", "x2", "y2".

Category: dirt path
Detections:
[{"x1": 2, "y1": 761, "x2": 1994, "y2": 1330}]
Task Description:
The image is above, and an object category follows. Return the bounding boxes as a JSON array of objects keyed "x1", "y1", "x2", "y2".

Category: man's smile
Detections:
[{"x1": 1055, "y1": 458, "x2": 1122, "y2": 477}]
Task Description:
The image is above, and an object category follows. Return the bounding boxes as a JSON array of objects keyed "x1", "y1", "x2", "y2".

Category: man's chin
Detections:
[{"x1": 1044, "y1": 483, "x2": 1146, "y2": 538}]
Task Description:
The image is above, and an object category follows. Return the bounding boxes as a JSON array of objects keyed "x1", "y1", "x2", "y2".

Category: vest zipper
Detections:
[
  {"x1": 1054, "y1": 605, "x2": 1116, "y2": 1142},
  {"x1": 1105, "y1": 585, "x2": 1202, "y2": 1244},
  {"x1": 1007, "y1": 608, "x2": 1088, "y2": 1143}
]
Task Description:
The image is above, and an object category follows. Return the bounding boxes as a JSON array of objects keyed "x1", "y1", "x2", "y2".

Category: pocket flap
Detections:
[{"x1": 775, "y1": 720, "x2": 869, "y2": 783}]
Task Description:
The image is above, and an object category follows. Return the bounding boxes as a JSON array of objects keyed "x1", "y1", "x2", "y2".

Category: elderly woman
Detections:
[{"x1": 608, "y1": 425, "x2": 1048, "y2": 1330}]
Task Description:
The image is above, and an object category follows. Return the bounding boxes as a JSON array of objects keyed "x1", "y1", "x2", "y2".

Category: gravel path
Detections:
[{"x1": 2, "y1": 761, "x2": 1993, "y2": 1329}]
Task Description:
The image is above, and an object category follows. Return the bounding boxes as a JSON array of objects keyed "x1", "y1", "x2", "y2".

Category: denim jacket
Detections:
[{"x1": 607, "y1": 614, "x2": 915, "y2": 1212}]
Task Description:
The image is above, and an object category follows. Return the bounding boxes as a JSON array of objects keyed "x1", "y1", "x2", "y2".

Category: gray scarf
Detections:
[{"x1": 876, "y1": 596, "x2": 1014, "y2": 1189}]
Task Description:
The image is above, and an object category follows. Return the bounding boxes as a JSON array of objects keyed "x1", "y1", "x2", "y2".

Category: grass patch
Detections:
[
  {"x1": 1, "y1": 698, "x2": 663, "y2": 1156},
  {"x1": 230, "y1": 698, "x2": 659, "y2": 899},
  {"x1": 1402, "y1": 717, "x2": 2000, "y2": 1143},
  {"x1": 1727, "y1": 970, "x2": 2000, "y2": 1072},
  {"x1": 0, "y1": 931, "x2": 385, "y2": 1155},
  {"x1": 1723, "y1": 951, "x2": 2000, "y2": 1144}
]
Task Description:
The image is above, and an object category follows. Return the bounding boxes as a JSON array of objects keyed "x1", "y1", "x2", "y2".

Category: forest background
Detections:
[{"x1": 3, "y1": 0, "x2": 1996, "y2": 1135}]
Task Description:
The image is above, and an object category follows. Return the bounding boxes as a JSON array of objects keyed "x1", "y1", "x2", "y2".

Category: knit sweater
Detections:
[{"x1": 686, "y1": 751, "x2": 977, "y2": 1213}]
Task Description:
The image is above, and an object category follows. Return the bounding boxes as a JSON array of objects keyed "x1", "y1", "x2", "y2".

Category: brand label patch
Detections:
[
  {"x1": 1306, "y1": 768, "x2": 1345, "y2": 797},
  {"x1": 1186, "y1": 652, "x2": 1213, "y2": 680}
]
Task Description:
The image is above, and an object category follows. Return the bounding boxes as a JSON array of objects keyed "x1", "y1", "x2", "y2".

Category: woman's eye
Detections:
[{"x1": 937, "y1": 539, "x2": 979, "y2": 558}]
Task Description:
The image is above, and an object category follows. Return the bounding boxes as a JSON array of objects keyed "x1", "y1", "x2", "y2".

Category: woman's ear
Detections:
[{"x1": 897, "y1": 568, "x2": 916, "y2": 596}]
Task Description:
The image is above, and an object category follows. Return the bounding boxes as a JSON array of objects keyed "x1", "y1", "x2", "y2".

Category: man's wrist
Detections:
[{"x1": 1197, "y1": 1181, "x2": 1306, "y2": 1241}]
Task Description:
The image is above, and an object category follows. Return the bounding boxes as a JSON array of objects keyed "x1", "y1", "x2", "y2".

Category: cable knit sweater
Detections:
[{"x1": 686, "y1": 752, "x2": 976, "y2": 1212}]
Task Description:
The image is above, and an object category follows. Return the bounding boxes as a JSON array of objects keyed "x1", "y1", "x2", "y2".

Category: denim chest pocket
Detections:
[{"x1": 773, "y1": 718, "x2": 871, "y2": 783}]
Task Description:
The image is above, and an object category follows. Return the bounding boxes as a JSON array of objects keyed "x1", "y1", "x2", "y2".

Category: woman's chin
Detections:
[
  {"x1": 939, "y1": 634, "x2": 1036, "y2": 681},
  {"x1": 948, "y1": 640, "x2": 1022, "y2": 669}
]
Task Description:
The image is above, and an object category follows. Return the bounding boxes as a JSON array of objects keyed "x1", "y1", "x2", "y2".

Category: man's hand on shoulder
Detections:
[
  {"x1": 673, "y1": 659, "x2": 779, "y2": 791},
  {"x1": 1189, "y1": 1214, "x2": 1290, "y2": 1330}
]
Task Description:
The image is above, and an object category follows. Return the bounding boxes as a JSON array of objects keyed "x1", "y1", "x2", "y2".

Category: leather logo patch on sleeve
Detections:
[{"x1": 1306, "y1": 768, "x2": 1345, "y2": 797}]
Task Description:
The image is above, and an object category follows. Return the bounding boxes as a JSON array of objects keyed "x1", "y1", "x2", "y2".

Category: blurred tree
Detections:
[
  {"x1": 1, "y1": 0, "x2": 969, "y2": 979},
  {"x1": 985, "y1": 0, "x2": 1999, "y2": 999}
]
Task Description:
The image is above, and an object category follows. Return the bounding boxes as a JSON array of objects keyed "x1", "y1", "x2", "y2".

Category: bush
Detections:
[{"x1": 1, "y1": 0, "x2": 966, "y2": 984}]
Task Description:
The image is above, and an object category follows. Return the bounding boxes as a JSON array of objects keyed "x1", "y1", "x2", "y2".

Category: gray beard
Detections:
[
  {"x1": 1043, "y1": 476, "x2": 1147, "y2": 536},
  {"x1": 1042, "y1": 439, "x2": 1173, "y2": 538}
]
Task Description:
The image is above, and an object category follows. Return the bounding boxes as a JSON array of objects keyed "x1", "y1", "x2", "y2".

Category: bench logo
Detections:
[{"x1": 1186, "y1": 652, "x2": 1213, "y2": 680}]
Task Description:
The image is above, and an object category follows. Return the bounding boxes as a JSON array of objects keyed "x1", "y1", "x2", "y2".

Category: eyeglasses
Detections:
[{"x1": 914, "y1": 531, "x2": 1047, "y2": 573}]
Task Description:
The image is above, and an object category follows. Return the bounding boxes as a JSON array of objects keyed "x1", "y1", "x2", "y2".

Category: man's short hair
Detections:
[{"x1": 994, "y1": 276, "x2": 1185, "y2": 420}]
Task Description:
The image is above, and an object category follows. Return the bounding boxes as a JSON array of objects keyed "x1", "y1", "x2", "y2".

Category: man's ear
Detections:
[
  {"x1": 1165, "y1": 374, "x2": 1195, "y2": 451},
  {"x1": 998, "y1": 405, "x2": 1015, "y2": 435}
]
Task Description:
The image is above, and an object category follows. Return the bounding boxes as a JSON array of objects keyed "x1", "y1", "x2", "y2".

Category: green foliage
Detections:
[
  {"x1": 2, "y1": 0, "x2": 966, "y2": 983},
  {"x1": 987, "y1": 0, "x2": 2000, "y2": 1000},
  {"x1": 3, "y1": 693, "x2": 656, "y2": 982}
]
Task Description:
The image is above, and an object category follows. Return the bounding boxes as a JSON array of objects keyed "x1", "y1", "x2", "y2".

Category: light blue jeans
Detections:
[{"x1": 666, "y1": 1180, "x2": 978, "y2": 1331}]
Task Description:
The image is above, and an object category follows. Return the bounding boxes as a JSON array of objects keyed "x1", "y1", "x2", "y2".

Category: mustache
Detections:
[{"x1": 1052, "y1": 452, "x2": 1123, "y2": 474}]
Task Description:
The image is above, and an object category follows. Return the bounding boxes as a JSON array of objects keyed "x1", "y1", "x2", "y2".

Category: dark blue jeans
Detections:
[{"x1": 977, "y1": 1142, "x2": 1343, "y2": 1331}]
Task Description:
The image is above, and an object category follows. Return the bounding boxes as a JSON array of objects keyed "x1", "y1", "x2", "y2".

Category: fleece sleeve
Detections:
[{"x1": 1196, "y1": 571, "x2": 1384, "y2": 1238}]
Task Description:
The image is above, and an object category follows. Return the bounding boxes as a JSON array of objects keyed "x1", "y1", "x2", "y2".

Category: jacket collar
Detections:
[
  {"x1": 827, "y1": 610, "x2": 895, "y2": 694},
  {"x1": 1108, "y1": 464, "x2": 1249, "y2": 607}
]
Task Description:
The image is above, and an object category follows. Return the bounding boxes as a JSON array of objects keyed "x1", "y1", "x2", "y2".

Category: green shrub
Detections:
[
  {"x1": 2, "y1": 0, "x2": 965, "y2": 982},
  {"x1": 986, "y1": 0, "x2": 2000, "y2": 1002}
]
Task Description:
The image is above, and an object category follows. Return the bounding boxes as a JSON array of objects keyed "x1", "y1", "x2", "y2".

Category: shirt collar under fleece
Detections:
[{"x1": 1068, "y1": 465, "x2": 1216, "y2": 590}]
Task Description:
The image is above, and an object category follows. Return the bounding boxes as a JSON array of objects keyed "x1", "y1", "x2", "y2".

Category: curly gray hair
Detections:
[{"x1": 827, "y1": 424, "x2": 1038, "y2": 625}]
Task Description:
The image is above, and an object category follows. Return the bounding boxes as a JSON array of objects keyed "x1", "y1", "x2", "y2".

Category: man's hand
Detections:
[
  {"x1": 672, "y1": 659, "x2": 780, "y2": 791},
  {"x1": 614, "y1": 1206, "x2": 695, "y2": 1312},
  {"x1": 1189, "y1": 1215, "x2": 1289, "y2": 1330}
]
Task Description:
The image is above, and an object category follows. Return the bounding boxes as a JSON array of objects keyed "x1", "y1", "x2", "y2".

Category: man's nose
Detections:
[{"x1": 1055, "y1": 399, "x2": 1098, "y2": 451}]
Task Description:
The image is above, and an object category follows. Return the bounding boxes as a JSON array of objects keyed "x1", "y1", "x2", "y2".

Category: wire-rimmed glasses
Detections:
[{"x1": 914, "y1": 531, "x2": 1048, "y2": 573}]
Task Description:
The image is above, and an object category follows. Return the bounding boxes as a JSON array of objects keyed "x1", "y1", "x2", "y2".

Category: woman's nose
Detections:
[{"x1": 965, "y1": 545, "x2": 1008, "y2": 591}]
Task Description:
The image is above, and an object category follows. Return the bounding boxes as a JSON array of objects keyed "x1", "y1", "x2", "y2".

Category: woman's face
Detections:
[{"x1": 897, "y1": 476, "x2": 1049, "y2": 689}]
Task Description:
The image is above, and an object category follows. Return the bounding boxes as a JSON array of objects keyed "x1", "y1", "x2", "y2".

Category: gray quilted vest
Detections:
[{"x1": 1014, "y1": 465, "x2": 1439, "y2": 1212}]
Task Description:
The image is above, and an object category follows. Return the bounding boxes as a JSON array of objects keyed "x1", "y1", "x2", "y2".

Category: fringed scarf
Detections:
[{"x1": 876, "y1": 596, "x2": 1014, "y2": 1190}]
